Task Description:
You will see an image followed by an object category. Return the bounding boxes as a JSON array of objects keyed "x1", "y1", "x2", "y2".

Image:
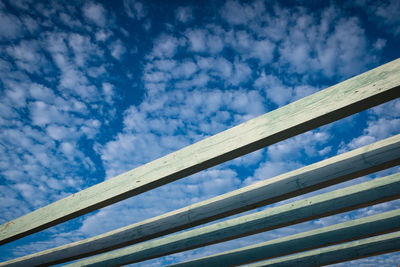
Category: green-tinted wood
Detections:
[
  {"x1": 1, "y1": 58, "x2": 400, "y2": 245},
  {"x1": 51, "y1": 173, "x2": 400, "y2": 267},
  {"x1": 2, "y1": 134, "x2": 400, "y2": 266},
  {"x1": 169, "y1": 209, "x2": 400, "y2": 267},
  {"x1": 245, "y1": 232, "x2": 400, "y2": 267}
]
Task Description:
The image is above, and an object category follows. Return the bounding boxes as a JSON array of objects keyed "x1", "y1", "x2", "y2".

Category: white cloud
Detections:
[
  {"x1": 30, "y1": 101, "x2": 68, "y2": 127},
  {"x1": 374, "y1": 38, "x2": 387, "y2": 50},
  {"x1": 243, "y1": 130, "x2": 330, "y2": 186},
  {"x1": 329, "y1": 17, "x2": 369, "y2": 77},
  {"x1": 176, "y1": 6, "x2": 193, "y2": 23},
  {"x1": 102, "y1": 82, "x2": 116, "y2": 104},
  {"x1": 268, "y1": 131, "x2": 330, "y2": 161},
  {"x1": 175, "y1": 73, "x2": 210, "y2": 89},
  {"x1": 254, "y1": 72, "x2": 291, "y2": 106},
  {"x1": 339, "y1": 135, "x2": 376, "y2": 154},
  {"x1": 95, "y1": 29, "x2": 112, "y2": 42},
  {"x1": 87, "y1": 65, "x2": 106, "y2": 78},
  {"x1": 150, "y1": 59, "x2": 177, "y2": 72},
  {"x1": 261, "y1": 7, "x2": 290, "y2": 42},
  {"x1": 185, "y1": 28, "x2": 224, "y2": 55},
  {"x1": 206, "y1": 33, "x2": 224, "y2": 54},
  {"x1": 29, "y1": 84, "x2": 56, "y2": 103},
  {"x1": 60, "y1": 141, "x2": 74, "y2": 156},
  {"x1": 364, "y1": 118, "x2": 400, "y2": 140},
  {"x1": 142, "y1": 19, "x2": 152, "y2": 31},
  {"x1": 374, "y1": 0, "x2": 400, "y2": 35},
  {"x1": 198, "y1": 56, "x2": 232, "y2": 79},
  {"x1": 13, "y1": 183, "x2": 44, "y2": 206},
  {"x1": 6, "y1": 40, "x2": 48, "y2": 74},
  {"x1": 171, "y1": 60, "x2": 198, "y2": 79},
  {"x1": 0, "y1": 123, "x2": 89, "y2": 207},
  {"x1": 43, "y1": 33, "x2": 105, "y2": 101},
  {"x1": 68, "y1": 33, "x2": 103, "y2": 67},
  {"x1": 82, "y1": 2, "x2": 107, "y2": 27},
  {"x1": 59, "y1": 12, "x2": 83, "y2": 29},
  {"x1": 0, "y1": 185, "x2": 29, "y2": 224},
  {"x1": 46, "y1": 125, "x2": 77, "y2": 141},
  {"x1": 0, "y1": 1, "x2": 396, "y2": 265},
  {"x1": 220, "y1": 0, "x2": 265, "y2": 25},
  {"x1": 292, "y1": 85, "x2": 319, "y2": 101},
  {"x1": 358, "y1": 0, "x2": 400, "y2": 37},
  {"x1": 100, "y1": 85, "x2": 266, "y2": 179},
  {"x1": 254, "y1": 71, "x2": 320, "y2": 107},
  {"x1": 149, "y1": 34, "x2": 180, "y2": 59},
  {"x1": 370, "y1": 99, "x2": 400, "y2": 120},
  {"x1": 230, "y1": 60, "x2": 252, "y2": 86},
  {"x1": 0, "y1": 3, "x2": 118, "y2": 233},
  {"x1": 8, "y1": 0, "x2": 33, "y2": 11},
  {"x1": 250, "y1": 40, "x2": 275, "y2": 64},
  {"x1": 340, "y1": 118, "x2": 400, "y2": 153},
  {"x1": 220, "y1": 3, "x2": 372, "y2": 79},
  {"x1": 123, "y1": 0, "x2": 147, "y2": 19},
  {"x1": 4, "y1": 81, "x2": 28, "y2": 107},
  {"x1": 339, "y1": 100, "x2": 400, "y2": 153},
  {"x1": 186, "y1": 29, "x2": 206, "y2": 52},
  {"x1": 243, "y1": 160, "x2": 303, "y2": 186},
  {"x1": 109, "y1": 40, "x2": 127, "y2": 60},
  {"x1": 144, "y1": 71, "x2": 170, "y2": 83},
  {"x1": 0, "y1": 9, "x2": 23, "y2": 39},
  {"x1": 80, "y1": 119, "x2": 101, "y2": 139},
  {"x1": 78, "y1": 166, "x2": 241, "y2": 238},
  {"x1": 318, "y1": 146, "x2": 332, "y2": 156},
  {"x1": 227, "y1": 30, "x2": 275, "y2": 64}
]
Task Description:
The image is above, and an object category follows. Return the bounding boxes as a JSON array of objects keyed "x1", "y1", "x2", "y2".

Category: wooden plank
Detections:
[
  {"x1": 2, "y1": 134, "x2": 400, "y2": 266},
  {"x1": 245, "y1": 232, "x2": 400, "y2": 267},
  {"x1": 169, "y1": 209, "x2": 400, "y2": 267},
  {"x1": 1, "y1": 58, "x2": 400, "y2": 245},
  {"x1": 45, "y1": 172, "x2": 400, "y2": 267}
]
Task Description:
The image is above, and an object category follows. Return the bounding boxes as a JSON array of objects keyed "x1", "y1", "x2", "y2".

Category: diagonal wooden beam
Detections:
[
  {"x1": 2, "y1": 134, "x2": 400, "y2": 266},
  {"x1": 57, "y1": 172, "x2": 400, "y2": 267},
  {"x1": 169, "y1": 209, "x2": 400, "y2": 267},
  {"x1": 244, "y1": 232, "x2": 400, "y2": 267},
  {"x1": 1, "y1": 58, "x2": 400, "y2": 245}
]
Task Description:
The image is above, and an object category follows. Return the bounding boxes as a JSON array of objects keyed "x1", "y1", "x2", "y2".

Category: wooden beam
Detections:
[
  {"x1": 2, "y1": 134, "x2": 400, "y2": 266},
  {"x1": 245, "y1": 232, "x2": 400, "y2": 267},
  {"x1": 169, "y1": 209, "x2": 400, "y2": 267},
  {"x1": 2, "y1": 61, "x2": 400, "y2": 248},
  {"x1": 1, "y1": 58, "x2": 400, "y2": 245},
  {"x1": 49, "y1": 172, "x2": 400, "y2": 267}
]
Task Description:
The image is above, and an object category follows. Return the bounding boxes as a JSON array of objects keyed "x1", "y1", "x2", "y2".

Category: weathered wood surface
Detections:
[
  {"x1": 245, "y1": 231, "x2": 400, "y2": 267},
  {"x1": 2, "y1": 135, "x2": 400, "y2": 266},
  {"x1": 169, "y1": 209, "x2": 400, "y2": 267},
  {"x1": 55, "y1": 173, "x2": 400, "y2": 267},
  {"x1": 1, "y1": 58, "x2": 400, "y2": 245}
]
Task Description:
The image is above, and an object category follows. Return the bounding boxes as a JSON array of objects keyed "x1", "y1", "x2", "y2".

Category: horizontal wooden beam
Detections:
[
  {"x1": 56, "y1": 172, "x2": 400, "y2": 267},
  {"x1": 245, "y1": 232, "x2": 400, "y2": 267},
  {"x1": 1, "y1": 58, "x2": 400, "y2": 245},
  {"x1": 2, "y1": 134, "x2": 400, "y2": 266},
  {"x1": 169, "y1": 208, "x2": 400, "y2": 267}
]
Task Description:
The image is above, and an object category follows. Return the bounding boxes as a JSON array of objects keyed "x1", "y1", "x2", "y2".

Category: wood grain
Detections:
[
  {"x1": 1, "y1": 58, "x2": 399, "y2": 258},
  {"x1": 245, "y1": 232, "x2": 400, "y2": 267},
  {"x1": 2, "y1": 134, "x2": 400, "y2": 266},
  {"x1": 169, "y1": 209, "x2": 400, "y2": 267},
  {"x1": 58, "y1": 173, "x2": 400, "y2": 267}
]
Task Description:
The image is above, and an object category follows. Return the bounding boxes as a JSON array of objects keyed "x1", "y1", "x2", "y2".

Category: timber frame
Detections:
[{"x1": 1, "y1": 58, "x2": 400, "y2": 266}]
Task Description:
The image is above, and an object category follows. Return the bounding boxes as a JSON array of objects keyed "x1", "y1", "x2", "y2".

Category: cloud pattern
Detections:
[{"x1": 0, "y1": 0, "x2": 399, "y2": 265}]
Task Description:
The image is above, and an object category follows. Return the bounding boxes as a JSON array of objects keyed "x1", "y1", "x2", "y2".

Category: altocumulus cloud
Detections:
[{"x1": 0, "y1": 0, "x2": 399, "y2": 265}]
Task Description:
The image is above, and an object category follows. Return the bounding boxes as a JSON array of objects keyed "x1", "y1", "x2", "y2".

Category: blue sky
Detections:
[{"x1": 0, "y1": 0, "x2": 399, "y2": 265}]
